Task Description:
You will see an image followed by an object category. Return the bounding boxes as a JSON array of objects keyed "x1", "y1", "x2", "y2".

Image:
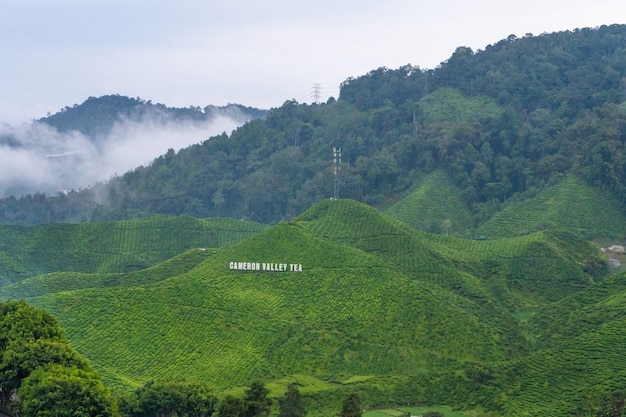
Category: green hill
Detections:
[
  {"x1": 460, "y1": 273, "x2": 626, "y2": 416},
  {"x1": 385, "y1": 170, "x2": 474, "y2": 236},
  {"x1": 4, "y1": 26, "x2": 626, "y2": 227},
  {"x1": 476, "y1": 175, "x2": 626, "y2": 238},
  {"x1": 30, "y1": 221, "x2": 516, "y2": 391},
  {"x1": 10, "y1": 200, "x2": 612, "y2": 416},
  {"x1": 38, "y1": 95, "x2": 268, "y2": 139},
  {"x1": 0, "y1": 248, "x2": 218, "y2": 300},
  {"x1": 0, "y1": 215, "x2": 267, "y2": 288},
  {"x1": 297, "y1": 200, "x2": 603, "y2": 307}
]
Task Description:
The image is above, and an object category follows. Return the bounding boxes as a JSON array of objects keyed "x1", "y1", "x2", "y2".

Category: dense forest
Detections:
[
  {"x1": 2, "y1": 25, "x2": 626, "y2": 228},
  {"x1": 38, "y1": 95, "x2": 269, "y2": 140}
]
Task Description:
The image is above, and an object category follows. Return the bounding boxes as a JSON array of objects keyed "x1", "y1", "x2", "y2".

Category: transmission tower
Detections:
[
  {"x1": 311, "y1": 83, "x2": 322, "y2": 104},
  {"x1": 333, "y1": 146, "x2": 341, "y2": 200}
]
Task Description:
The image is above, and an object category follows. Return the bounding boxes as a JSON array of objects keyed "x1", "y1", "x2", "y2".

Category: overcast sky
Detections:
[{"x1": 1, "y1": 0, "x2": 623, "y2": 124}]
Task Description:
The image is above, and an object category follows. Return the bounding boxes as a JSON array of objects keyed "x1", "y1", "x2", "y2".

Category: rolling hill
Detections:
[
  {"x1": 0, "y1": 215, "x2": 267, "y2": 288},
  {"x1": 384, "y1": 170, "x2": 474, "y2": 236},
  {"x1": 3, "y1": 25, "x2": 626, "y2": 229},
  {"x1": 475, "y1": 175, "x2": 626, "y2": 239},
  {"x1": 3, "y1": 199, "x2": 617, "y2": 416},
  {"x1": 4, "y1": 24, "x2": 626, "y2": 417}
]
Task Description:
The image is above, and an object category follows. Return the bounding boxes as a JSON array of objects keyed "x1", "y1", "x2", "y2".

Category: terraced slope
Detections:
[
  {"x1": 297, "y1": 200, "x2": 603, "y2": 307},
  {"x1": 0, "y1": 248, "x2": 218, "y2": 300},
  {"x1": 385, "y1": 170, "x2": 473, "y2": 236},
  {"x1": 476, "y1": 273, "x2": 626, "y2": 416},
  {"x1": 0, "y1": 215, "x2": 267, "y2": 287},
  {"x1": 476, "y1": 175, "x2": 626, "y2": 238},
  {"x1": 13, "y1": 200, "x2": 617, "y2": 416},
  {"x1": 31, "y1": 222, "x2": 517, "y2": 391}
]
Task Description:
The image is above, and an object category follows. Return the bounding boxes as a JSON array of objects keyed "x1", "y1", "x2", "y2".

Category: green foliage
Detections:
[
  {"x1": 363, "y1": 407, "x2": 471, "y2": 417},
  {"x1": 476, "y1": 175, "x2": 626, "y2": 238},
  {"x1": 18, "y1": 365, "x2": 115, "y2": 417},
  {"x1": 243, "y1": 381, "x2": 272, "y2": 417},
  {"x1": 596, "y1": 390, "x2": 626, "y2": 417},
  {"x1": 4, "y1": 25, "x2": 626, "y2": 231},
  {"x1": 278, "y1": 384, "x2": 307, "y2": 417},
  {"x1": 418, "y1": 87, "x2": 502, "y2": 125},
  {"x1": 128, "y1": 380, "x2": 216, "y2": 417},
  {"x1": 0, "y1": 300, "x2": 111, "y2": 417},
  {"x1": 0, "y1": 300, "x2": 63, "y2": 350},
  {"x1": 0, "y1": 339, "x2": 89, "y2": 392},
  {"x1": 385, "y1": 171, "x2": 473, "y2": 236},
  {"x1": 0, "y1": 215, "x2": 267, "y2": 289},
  {"x1": 1, "y1": 199, "x2": 622, "y2": 416},
  {"x1": 0, "y1": 248, "x2": 217, "y2": 300},
  {"x1": 218, "y1": 395, "x2": 246, "y2": 417},
  {"x1": 340, "y1": 393, "x2": 363, "y2": 417}
]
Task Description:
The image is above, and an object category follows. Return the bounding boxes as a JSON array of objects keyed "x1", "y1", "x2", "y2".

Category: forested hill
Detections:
[
  {"x1": 38, "y1": 95, "x2": 269, "y2": 139},
  {"x1": 2, "y1": 24, "x2": 626, "y2": 227}
]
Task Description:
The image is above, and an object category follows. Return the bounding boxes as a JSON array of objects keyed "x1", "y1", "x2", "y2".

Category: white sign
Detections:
[{"x1": 229, "y1": 261, "x2": 303, "y2": 272}]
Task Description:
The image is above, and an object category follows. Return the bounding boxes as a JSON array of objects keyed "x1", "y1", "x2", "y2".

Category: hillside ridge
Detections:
[{"x1": 2, "y1": 25, "x2": 626, "y2": 232}]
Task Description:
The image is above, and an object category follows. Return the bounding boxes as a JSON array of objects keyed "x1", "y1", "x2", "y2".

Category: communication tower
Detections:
[{"x1": 333, "y1": 147, "x2": 341, "y2": 199}]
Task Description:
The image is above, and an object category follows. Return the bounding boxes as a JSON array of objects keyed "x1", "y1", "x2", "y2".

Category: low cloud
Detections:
[{"x1": 0, "y1": 113, "x2": 244, "y2": 197}]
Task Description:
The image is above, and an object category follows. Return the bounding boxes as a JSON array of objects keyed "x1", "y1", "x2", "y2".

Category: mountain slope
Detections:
[
  {"x1": 297, "y1": 199, "x2": 603, "y2": 307},
  {"x1": 0, "y1": 248, "x2": 218, "y2": 300},
  {"x1": 19, "y1": 201, "x2": 605, "y2": 408},
  {"x1": 30, "y1": 222, "x2": 516, "y2": 391},
  {"x1": 385, "y1": 170, "x2": 473, "y2": 236},
  {"x1": 39, "y1": 95, "x2": 268, "y2": 139},
  {"x1": 476, "y1": 175, "x2": 626, "y2": 238},
  {"x1": 3, "y1": 26, "x2": 626, "y2": 228},
  {"x1": 474, "y1": 273, "x2": 626, "y2": 416},
  {"x1": 0, "y1": 215, "x2": 267, "y2": 288}
]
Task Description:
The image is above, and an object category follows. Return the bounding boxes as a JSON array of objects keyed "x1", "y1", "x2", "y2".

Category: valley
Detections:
[{"x1": 3, "y1": 24, "x2": 626, "y2": 417}]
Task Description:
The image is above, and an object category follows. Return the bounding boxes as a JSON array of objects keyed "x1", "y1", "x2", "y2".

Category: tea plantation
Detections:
[{"x1": 1, "y1": 199, "x2": 623, "y2": 416}]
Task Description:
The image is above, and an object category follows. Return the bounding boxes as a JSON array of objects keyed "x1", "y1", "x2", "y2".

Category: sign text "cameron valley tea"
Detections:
[{"x1": 229, "y1": 261, "x2": 303, "y2": 272}]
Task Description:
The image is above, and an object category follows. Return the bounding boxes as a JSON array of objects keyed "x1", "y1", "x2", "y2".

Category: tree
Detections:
[
  {"x1": 278, "y1": 384, "x2": 306, "y2": 417},
  {"x1": 339, "y1": 392, "x2": 362, "y2": 417},
  {"x1": 244, "y1": 381, "x2": 272, "y2": 417},
  {"x1": 0, "y1": 339, "x2": 89, "y2": 392},
  {"x1": 132, "y1": 380, "x2": 216, "y2": 417},
  {"x1": 18, "y1": 365, "x2": 115, "y2": 417},
  {"x1": 597, "y1": 390, "x2": 626, "y2": 417},
  {"x1": 0, "y1": 301, "x2": 63, "y2": 351},
  {"x1": 218, "y1": 395, "x2": 245, "y2": 417}
]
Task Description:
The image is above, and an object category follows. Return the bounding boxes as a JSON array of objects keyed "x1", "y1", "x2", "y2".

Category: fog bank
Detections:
[{"x1": 0, "y1": 114, "x2": 244, "y2": 197}]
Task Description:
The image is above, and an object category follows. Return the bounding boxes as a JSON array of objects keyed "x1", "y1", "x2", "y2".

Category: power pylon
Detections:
[{"x1": 312, "y1": 83, "x2": 322, "y2": 104}]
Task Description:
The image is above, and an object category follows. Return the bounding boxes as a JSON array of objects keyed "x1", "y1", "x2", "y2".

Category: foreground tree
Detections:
[
  {"x1": 130, "y1": 380, "x2": 216, "y2": 417},
  {"x1": 0, "y1": 300, "x2": 63, "y2": 351},
  {"x1": 244, "y1": 381, "x2": 272, "y2": 417},
  {"x1": 597, "y1": 390, "x2": 626, "y2": 417},
  {"x1": 0, "y1": 339, "x2": 89, "y2": 392},
  {"x1": 217, "y1": 395, "x2": 246, "y2": 417},
  {"x1": 278, "y1": 384, "x2": 306, "y2": 417},
  {"x1": 0, "y1": 300, "x2": 111, "y2": 417},
  {"x1": 340, "y1": 392, "x2": 362, "y2": 417},
  {"x1": 18, "y1": 365, "x2": 115, "y2": 417}
]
